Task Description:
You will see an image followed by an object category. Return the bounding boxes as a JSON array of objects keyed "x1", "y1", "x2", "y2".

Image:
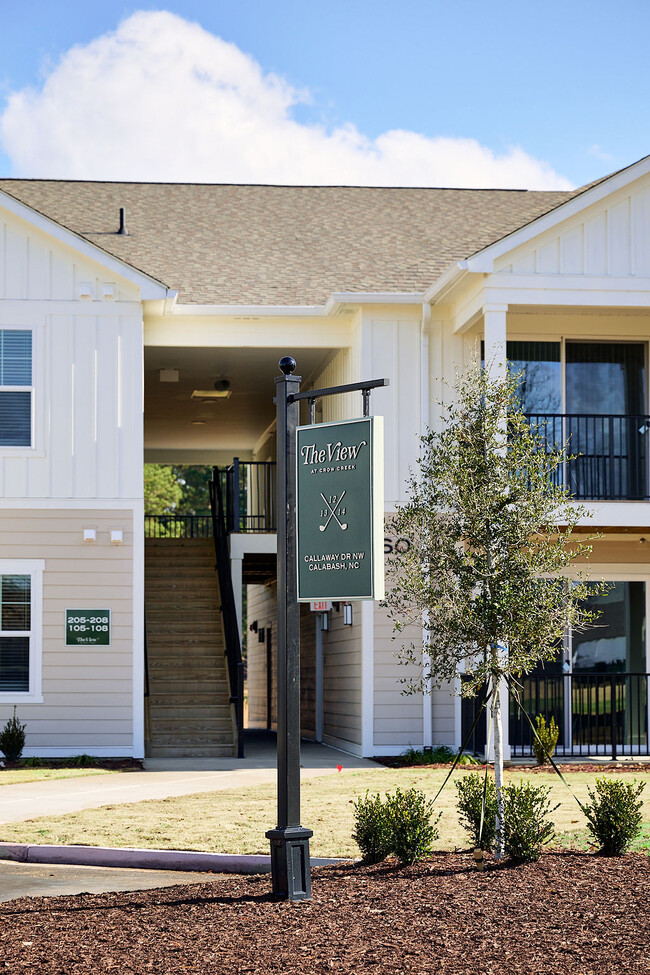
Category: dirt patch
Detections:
[{"x1": 1, "y1": 852, "x2": 648, "y2": 974}]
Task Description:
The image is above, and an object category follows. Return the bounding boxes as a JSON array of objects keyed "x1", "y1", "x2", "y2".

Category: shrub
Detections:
[
  {"x1": 533, "y1": 714, "x2": 559, "y2": 765},
  {"x1": 583, "y1": 778, "x2": 646, "y2": 856},
  {"x1": 69, "y1": 754, "x2": 96, "y2": 768},
  {"x1": 401, "y1": 745, "x2": 479, "y2": 766},
  {"x1": 455, "y1": 772, "x2": 498, "y2": 850},
  {"x1": 352, "y1": 787, "x2": 441, "y2": 865},
  {"x1": 385, "y1": 788, "x2": 441, "y2": 864},
  {"x1": 22, "y1": 756, "x2": 43, "y2": 768},
  {"x1": 352, "y1": 791, "x2": 392, "y2": 863},
  {"x1": 502, "y1": 781, "x2": 558, "y2": 862},
  {"x1": 0, "y1": 707, "x2": 27, "y2": 762}
]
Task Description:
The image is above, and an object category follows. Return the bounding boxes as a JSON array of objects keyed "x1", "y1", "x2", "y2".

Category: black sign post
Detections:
[
  {"x1": 266, "y1": 357, "x2": 389, "y2": 901},
  {"x1": 266, "y1": 357, "x2": 313, "y2": 900}
]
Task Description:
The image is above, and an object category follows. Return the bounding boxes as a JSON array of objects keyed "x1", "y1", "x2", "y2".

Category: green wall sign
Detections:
[
  {"x1": 296, "y1": 416, "x2": 384, "y2": 601},
  {"x1": 65, "y1": 609, "x2": 111, "y2": 646}
]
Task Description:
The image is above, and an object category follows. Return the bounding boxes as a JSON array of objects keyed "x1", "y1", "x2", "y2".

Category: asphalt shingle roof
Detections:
[{"x1": 0, "y1": 180, "x2": 578, "y2": 305}]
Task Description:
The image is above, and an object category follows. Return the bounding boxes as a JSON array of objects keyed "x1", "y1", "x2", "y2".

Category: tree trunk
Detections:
[{"x1": 492, "y1": 676, "x2": 505, "y2": 859}]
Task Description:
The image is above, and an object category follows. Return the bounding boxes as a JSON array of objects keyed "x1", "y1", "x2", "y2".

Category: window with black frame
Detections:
[
  {"x1": 0, "y1": 574, "x2": 31, "y2": 693},
  {"x1": 0, "y1": 330, "x2": 32, "y2": 447}
]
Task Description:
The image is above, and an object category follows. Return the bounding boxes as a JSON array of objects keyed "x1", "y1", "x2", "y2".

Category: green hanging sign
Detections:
[{"x1": 296, "y1": 416, "x2": 384, "y2": 601}]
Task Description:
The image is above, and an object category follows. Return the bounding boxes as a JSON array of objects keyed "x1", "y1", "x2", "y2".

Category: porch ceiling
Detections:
[{"x1": 144, "y1": 345, "x2": 332, "y2": 457}]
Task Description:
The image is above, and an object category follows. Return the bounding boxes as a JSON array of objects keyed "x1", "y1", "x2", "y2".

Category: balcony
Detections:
[{"x1": 526, "y1": 413, "x2": 650, "y2": 501}]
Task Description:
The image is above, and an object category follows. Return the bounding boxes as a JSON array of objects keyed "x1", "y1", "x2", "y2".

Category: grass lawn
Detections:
[
  {"x1": 1, "y1": 765, "x2": 649, "y2": 857},
  {"x1": 0, "y1": 767, "x2": 115, "y2": 786}
]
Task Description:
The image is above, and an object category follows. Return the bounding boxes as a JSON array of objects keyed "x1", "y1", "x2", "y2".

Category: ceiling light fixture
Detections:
[{"x1": 191, "y1": 388, "x2": 231, "y2": 400}]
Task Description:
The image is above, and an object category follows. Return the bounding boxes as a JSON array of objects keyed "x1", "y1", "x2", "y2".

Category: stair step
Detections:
[
  {"x1": 148, "y1": 697, "x2": 231, "y2": 710},
  {"x1": 150, "y1": 680, "x2": 223, "y2": 694},
  {"x1": 146, "y1": 743, "x2": 235, "y2": 758},
  {"x1": 146, "y1": 623, "x2": 223, "y2": 637},
  {"x1": 148, "y1": 724, "x2": 234, "y2": 738}
]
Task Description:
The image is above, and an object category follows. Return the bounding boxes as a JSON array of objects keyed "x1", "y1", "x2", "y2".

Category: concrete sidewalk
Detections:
[
  {"x1": 0, "y1": 734, "x2": 377, "y2": 824},
  {"x1": 0, "y1": 859, "x2": 230, "y2": 903}
]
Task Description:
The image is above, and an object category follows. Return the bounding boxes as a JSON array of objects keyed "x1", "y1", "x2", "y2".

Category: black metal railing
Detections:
[
  {"x1": 509, "y1": 672, "x2": 649, "y2": 758},
  {"x1": 209, "y1": 469, "x2": 245, "y2": 758},
  {"x1": 144, "y1": 514, "x2": 212, "y2": 538},
  {"x1": 526, "y1": 413, "x2": 650, "y2": 500},
  {"x1": 220, "y1": 459, "x2": 276, "y2": 533}
]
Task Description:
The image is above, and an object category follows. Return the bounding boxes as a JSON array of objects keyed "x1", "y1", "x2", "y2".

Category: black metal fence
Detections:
[
  {"x1": 526, "y1": 413, "x2": 650, "y2": 500},
  {"x1": 144, "y1": 514, "x2": 212, "y2": 538},
  {"x1": 509, "y1": 672, "x2": 649, "y2": 758},
  {"x1": 221, "y1": 459, "x2": 276, "y2": 533}
]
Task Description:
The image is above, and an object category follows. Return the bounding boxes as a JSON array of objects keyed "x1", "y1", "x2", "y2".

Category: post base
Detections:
[{"x1": 265, "y1": 826, "x2": 313, "y2": 900}]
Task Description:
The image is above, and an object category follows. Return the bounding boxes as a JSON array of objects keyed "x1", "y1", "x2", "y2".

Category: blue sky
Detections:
[{"x1": 0, "y1": 0, "x2": 647, "y2": 188}]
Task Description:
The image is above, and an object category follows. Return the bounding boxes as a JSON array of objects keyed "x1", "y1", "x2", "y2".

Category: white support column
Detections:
[
  {"x1": 483, "y1": 303, "x2": 508, "y2": 381},
  {"x1": 230, "y1": 557, "x2": 243, "y2": 637}
]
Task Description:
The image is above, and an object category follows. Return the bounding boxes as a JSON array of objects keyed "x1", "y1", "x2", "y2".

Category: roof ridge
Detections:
[{"x1": 0, "y1": 177, "x2": 570, "y2": 194}]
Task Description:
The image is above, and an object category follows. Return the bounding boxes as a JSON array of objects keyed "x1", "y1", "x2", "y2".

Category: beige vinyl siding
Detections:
[
  {"x1": 246, "y1": 582, "x2": 276, "y2": 729},
  {"x1": 0, "y1": 508, "x2": 134, "y2": 754},
  {"x1": 373, "y1": 603, "x2": 423, "y2": 749},
  {"x1": 300, "y1": 604, "x2": 316, "y2": 739},
  {"x1": 323, "y1": 609, "x2": 361, "y2": 747},
  {"x1": 430, "y1": 684, "x2": 457, "y2": 747},
  {"x1": 246, "y1": 583, "x2": 317, "y2": 738}
]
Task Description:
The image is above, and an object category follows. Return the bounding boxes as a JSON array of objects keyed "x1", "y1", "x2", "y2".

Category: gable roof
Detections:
[{"x1": 0, "y1": 179, "x2": 579, "y2": 305}]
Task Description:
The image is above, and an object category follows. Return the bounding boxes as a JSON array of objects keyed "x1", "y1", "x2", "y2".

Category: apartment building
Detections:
[{"x1": 0, "y1": 155, "x2": 649, "y2": 759}]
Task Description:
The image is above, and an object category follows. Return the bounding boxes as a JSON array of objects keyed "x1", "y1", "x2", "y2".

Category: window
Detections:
[
  {"x1": 0, "y1": 330, "x2": 32, "y2": 447},
  {"x1": 0, "y1": 561, "x2": 43, "y2": 702}
]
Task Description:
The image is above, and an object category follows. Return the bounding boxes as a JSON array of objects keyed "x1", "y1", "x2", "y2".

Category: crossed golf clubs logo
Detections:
[{"x1": 319, "y1": 491, "x2": 348, "y2": 532}]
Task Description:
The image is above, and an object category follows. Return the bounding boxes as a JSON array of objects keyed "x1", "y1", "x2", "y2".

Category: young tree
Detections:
[{"x1": 384, "y1": 361, "x2": 599, "y2": 857}]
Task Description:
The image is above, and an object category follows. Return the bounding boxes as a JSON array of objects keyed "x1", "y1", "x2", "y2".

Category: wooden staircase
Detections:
[{"x1": 145, "y1": 537, "x2": 236, "y2": 757}]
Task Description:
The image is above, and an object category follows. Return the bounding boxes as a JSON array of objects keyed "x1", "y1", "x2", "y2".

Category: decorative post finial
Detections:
[{"x1": 279, "y1": 356, "x2": 297, "y2": 375}]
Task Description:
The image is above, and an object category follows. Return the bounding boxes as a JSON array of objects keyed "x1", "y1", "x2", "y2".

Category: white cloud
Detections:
[{"x1": 0, "y1": 11, "x2": 572, "y2": 189}]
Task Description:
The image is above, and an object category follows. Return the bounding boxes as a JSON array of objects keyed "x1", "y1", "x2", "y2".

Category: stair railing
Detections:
[{"x1": 209, "y1": 468, "x2": 245, "y2": 758}]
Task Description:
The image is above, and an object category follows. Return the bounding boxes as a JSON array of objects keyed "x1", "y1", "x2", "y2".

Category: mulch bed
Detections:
[
  {"x1": 0, "y1": 758, "x2": 144, "y2": 773},
  {"x1": 377, "y1": 759, "x2": 650, "y2": 773},
  {"x1": 1, "y1": 852, "x2": 648, "y2": 973}
]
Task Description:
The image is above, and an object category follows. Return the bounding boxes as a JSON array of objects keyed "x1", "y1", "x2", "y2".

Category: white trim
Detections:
[
  {"x1": 361, "y1": 600, "x2": 374, "y2": 755},
  {"x1": 229, "y1": 533, "x2": 277, "y2": 559},
  {"x1": 0, "y1": 499, "x2": 143, "y2": 509},
  {"x1": 132, "y1": 500, "x2": 144, "y2": 760},
  {"x1": 0, "y1": 559, "x2": 45, "y2": 704},
  {"x1": 170, "y1": 293, "x2": 424, "y2": 319},
  {"x1": 424, "y1": 262, "x2": 469, "y2": 304},
  {"x1": 0, "y1": 189, "x2": 168, "y2": 299},
  {"x1": 321, "y1": 733, "x2": 363, "y2": 757},
  {"x1": 173, "y1": 302, "x2": 329, "y2": 317}
]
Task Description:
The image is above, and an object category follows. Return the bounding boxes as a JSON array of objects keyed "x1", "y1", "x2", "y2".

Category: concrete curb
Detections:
[{"x1": 0, "y1": 843, "x2": 344, "y2": 874}]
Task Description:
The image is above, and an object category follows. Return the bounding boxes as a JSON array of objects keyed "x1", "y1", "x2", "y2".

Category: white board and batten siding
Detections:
[
  {"x1": 495, "y1": 172, "x2": 650, "y2": 281},
  {"x1": 0, "y1": 203, "x2": 149, "y2": 756},
  {"x1": 0, "y1": 509, "x2": 134, "y2": 755},
  {"x1": 0, "y1": 206, "x2": 145, "y2": 502}
]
